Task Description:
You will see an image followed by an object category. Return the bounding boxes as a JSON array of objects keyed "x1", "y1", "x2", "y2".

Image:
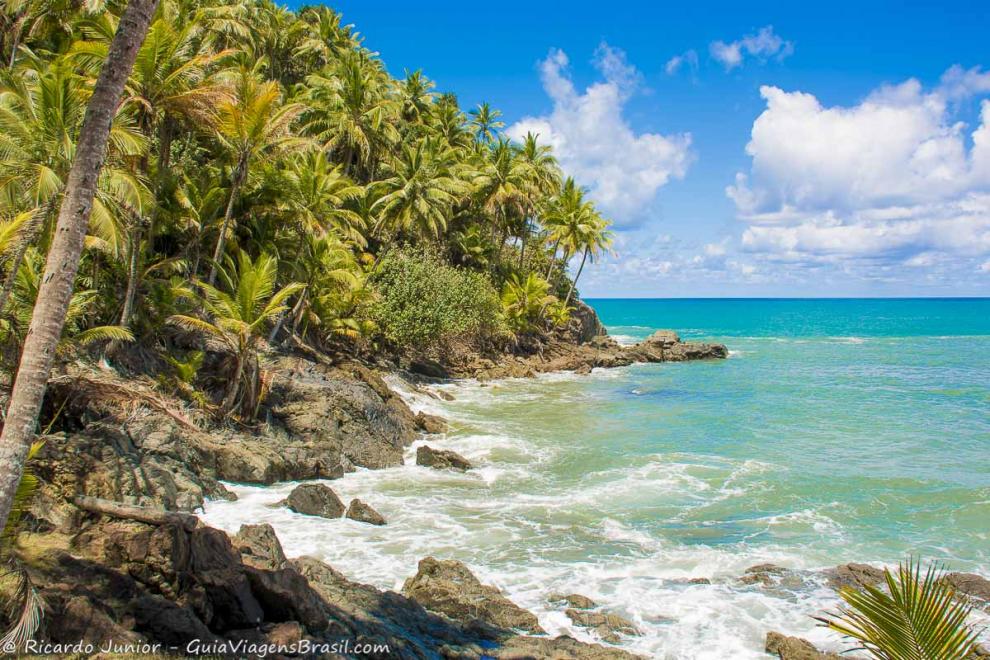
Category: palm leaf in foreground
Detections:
[{"x1": 815, "y1": 559, "x2": 980, "y2": 660}]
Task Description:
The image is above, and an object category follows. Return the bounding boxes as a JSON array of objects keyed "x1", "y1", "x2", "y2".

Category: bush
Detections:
[{"x1": 370, "y1": 249, "x2": 503, "y2": 348}]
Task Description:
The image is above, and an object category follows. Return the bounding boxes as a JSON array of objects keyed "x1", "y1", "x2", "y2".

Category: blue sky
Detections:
[{"x1": 302, "y1": 1, "x2": 990, "y2": 296}]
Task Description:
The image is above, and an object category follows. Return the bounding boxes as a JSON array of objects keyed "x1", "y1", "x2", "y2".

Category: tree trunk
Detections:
[
  {"x1": 118, "y1": 223, "x2": 141, "y2": 326},
  {"x1": 207, "y1": 156, "x2": 247, "y2": 286},
  {"x1": 0, "y1": 0, "x2": 159, "y2": 538},
  {"x1": 564, "y1": 247, "x2": 588, "y2": 308},
  {"x1": 73, "y1": 495, "x2": 199, "y2": 531},
  {"x1": 545, "y1": 237, "x2": 561, "y2": 279}
]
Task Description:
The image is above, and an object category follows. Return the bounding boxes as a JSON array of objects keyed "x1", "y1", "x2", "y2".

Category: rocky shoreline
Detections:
[{"x1": 13, "y1": 306, "x2": 989, "y2": 658}]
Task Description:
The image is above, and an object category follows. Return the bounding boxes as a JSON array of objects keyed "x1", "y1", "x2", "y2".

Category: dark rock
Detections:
[
  {"x1": 944, "y1": 572, "x2": 990, "y2": 605},
  {"x1": 282, "y1": 483, "x2": 345, "y2": 518},
  {"x1": 824, "y1": 563, "x2": 886, "y2": 591},
  {"x1": 416, "y1": 445, "x2": 473, "y2": 471},
  {"x1": 409, "y1": 358, "x2": 449, "y2": 379},
  {"x1": 549, "y1": 593, "x2": 598, "y2": 609},
  {"x1": 415, "y1": 411, "x2": 448, "y2": 434},
  {"x1": 233, "y1": 523, "x2": 287, "y2": 570},
  {"x1": 265, "y1": 620, "x2": 305, "y2": 647},
  {"x1": 687, "y1": 577, "x2": 711, "y2": 585},
  {"x1": 401, "y1": 557, "x2": 545, "y2": 634},
  {"x1": 243, "y1": 566, "x2": 329, "y2": 632},
  {"x1": 565, "y1": 608, "x2": 640, "y2": 644},
  {"x1": 765, "y1": 631, "x2": 842, "y2": 659},
  {"x1": 346, "y1": 498, "x2": 387, "y2": 526},
  {"x1": 740, "y1": 564, "x2": 790, "y2": 586}
]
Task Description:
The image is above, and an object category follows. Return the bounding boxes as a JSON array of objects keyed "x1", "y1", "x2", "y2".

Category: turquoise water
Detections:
[{"x1": 204, "y1": 298, "x2": 990, "y2": 658}]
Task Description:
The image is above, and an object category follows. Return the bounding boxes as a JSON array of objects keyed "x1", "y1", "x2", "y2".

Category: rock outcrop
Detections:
[
  {"x1": 550, "y1": 593, "x2": 598, "y2": 609},
  {"x1": 765, "y1": 632, "x2": 842, "y2": 659},
  {"x1": 565, "y1": 608, "x2": 641, "y2": 644},
  {"x1": 415, "y1": 411, "x2": 448, "y2": 434},
  {"x1": 346, "y1": 498, "x2": 387, "y2": 526},
  {"x1": 944, "y1": 572, "x2": 990, "y2": 606},
  {"x1": 823, "y1": 563, "x2": 885, "y2": 591},
  {"x1": 416, "y1": 445, "x2": 473, "y2": 471},
  {"x1": 233, "y1": 523, "x2": 287, "y2": 570},
  {"x1": 401, "y1": 557, "x2": 545, "y2": 634},
  {"x1": 281, "y1": 483, "x2": 345, "y2": 519}
]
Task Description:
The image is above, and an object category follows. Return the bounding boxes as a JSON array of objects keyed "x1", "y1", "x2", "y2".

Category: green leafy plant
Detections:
[
  {"x1": 815, "y1": 559, "x2": 981, "y2": 660},
  {"x1": 500, "y1": 272, "x2": 557, "y2": 334}
]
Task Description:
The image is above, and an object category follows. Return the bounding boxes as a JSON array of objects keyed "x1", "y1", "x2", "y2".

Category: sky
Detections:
[{"x1": 300, "y1": 0, "x2": 990, "y2": 297}]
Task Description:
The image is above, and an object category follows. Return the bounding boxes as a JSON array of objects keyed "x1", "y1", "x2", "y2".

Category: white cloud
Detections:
[
  {"x1": 507, "y1": 44, "x2": 692, "y2": 227},
  {"x1": 665, "y1": 50, "x2": 698, "y2": 76},
  {"x1": 729, "y1": 73, "x2": 990, "y2": 280},
  {"x1": 980, "y1": 260, "x2": 990, "y2": 273},
  {"x1": 710, "y1": 26, "x2": 793, "y2": 71}
]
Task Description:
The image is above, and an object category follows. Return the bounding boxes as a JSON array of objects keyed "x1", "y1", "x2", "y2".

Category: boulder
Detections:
[
  {"x1": 415, "y1": 411, "x2": 448, "y2": 434},
  {"x1": 233, "y1": 523, "x2": 287, "y2": 570},
  {"x1": 765, "y1": 632, "x2": 842, "y2": 659},
  {"x1": 243, "y1": 566, "x2": 329, "y2": 632},
  {"x1": 824, "y1": 563, "x2": 886, "y2": 591},
  {"x1": 346, "y1": 498, "x2": 387, "y2": 526},
  {"x1": 417, "y1": 445, "x2": 473, "y2": 471},
  {"x1": 409, "y1": 358, "x2": 449, "y2": 379},
  {"x1": 565, "y1": 609, "x2": 640, "y2": 644},
  {"x1": 944, "y1": 572, "x2": 990, "y2": 605},
  {"x1": 401, "y1": 557, "x2": 544, "y2": 634},
  {"x1": 281, "y1": 483, "x2": 345, "y2": 519},
  {"x1": 740, "y1": 564, "x2": 790, "y2": 586},
  {"x1": 549, "y1": 593, "x2": 598, "y2": 609}
]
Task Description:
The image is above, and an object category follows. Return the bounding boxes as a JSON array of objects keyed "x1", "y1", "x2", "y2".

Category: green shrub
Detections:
[{"x1": 370, "y1": 249, "x2": 503, "y2": 348}]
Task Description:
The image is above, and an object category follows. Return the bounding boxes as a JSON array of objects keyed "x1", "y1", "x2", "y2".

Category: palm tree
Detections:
[
  {"x1": 468, "y1": 102, "x2": 503, "y2": 144},
  {"x1": 398, "y1": 69, "x2": 435, "y2": 124},
  {"x1": 169, "y1": 250, "x2": 302, "y2": 416},
  {"x1": 474, "y1": 138, "x2": 529, "y2": 261},
  {"x1": 500, "y1": 272, "x2": 557, "y2": 334},
  {"x1": 563, "y1": 214, "x2": 612, "y2": 308},
  {"x1": 71, "y1": 10, "x2": 230, "y2": 325},
  {"x1": 207, "y1": 67, "x2": 305, "y2": 285},
  {"x1": 0, "y1": 0, "x2": 158, "y2": 549},
  {"x1": 816, "y1": 559, "x2": 980, "y2": 659},
  {"x1": 515, "y1": 132, "x2": 560, "y2": 266},
  {"x1": 303, "y1": 51, "x2": 398, "y2": 179},
  {"x1": 371, "y1": 137, "x2": 464, "y2": 243},
  {"x1": 0, "y1": 59, "x2": 147, "y2": 314}
]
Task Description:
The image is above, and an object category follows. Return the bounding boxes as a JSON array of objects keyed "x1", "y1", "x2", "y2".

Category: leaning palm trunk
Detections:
[
  {"x1": 0, "y1": 0, "x2": 159, "y2": 539},
  {"x1": 563, "y1": 246, "x2": 589, "y2": 308},
  {"x1": 118, "y1": 223, "x2": 142, "y2": 326},
  {"x1": 207, "y1": 157, "x2": 247, "y2": 285}
]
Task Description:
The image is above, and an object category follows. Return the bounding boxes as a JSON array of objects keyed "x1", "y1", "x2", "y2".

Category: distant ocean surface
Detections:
[{"x1": 203, "y1": 298, "x2": 990, "y2": 658}]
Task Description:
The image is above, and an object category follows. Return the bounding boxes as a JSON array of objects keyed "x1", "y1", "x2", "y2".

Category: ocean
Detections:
[{"x1": 201, "y1": 298, "x2": 990, "y2": 658}]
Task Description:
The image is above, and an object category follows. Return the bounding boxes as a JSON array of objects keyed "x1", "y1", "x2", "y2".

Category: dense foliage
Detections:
[
  {"x1": 371, "y1": 248, "x2": 502, "y2": 348},
  {"x1": 0, "y1": 0, "x2": 612, "y2": 417}
]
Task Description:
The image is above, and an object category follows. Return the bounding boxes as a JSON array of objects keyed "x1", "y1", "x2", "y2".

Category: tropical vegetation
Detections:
[{"x1": 0, "y1": 0, "x2": 614, "y2": 424}]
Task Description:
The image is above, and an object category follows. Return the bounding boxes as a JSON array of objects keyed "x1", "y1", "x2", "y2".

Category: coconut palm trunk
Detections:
[
  {"x1": 0, "y1": 0, "x2": 159, "y2": 538},
  {"x1": 208, "y1": 156, "x2": 248, "y2": 285},
  {"x1": 563, "y1": 246, "x2": 589, "y2": 308},
  {"x1": 545, "y1": 237, "x2": 561, "y2": 279}
]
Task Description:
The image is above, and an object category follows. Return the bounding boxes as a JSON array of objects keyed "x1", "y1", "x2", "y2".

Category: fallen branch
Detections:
[{"x1": 72, "y1": 495, "x2": 199, "y2": 531}]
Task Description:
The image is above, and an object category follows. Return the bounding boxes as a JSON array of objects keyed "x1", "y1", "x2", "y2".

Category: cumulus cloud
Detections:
[
  {"x1": 665, "y1": 49, "x2": 699, "y2": 76},
  {"x1": 507, "y1": 44, "x2": 692, "y2": 227},
  {"x1": 710, "y1": 26, "x2": 793, "y2": 71},
  {"x1": 728, "y1": 73, "x2": 990, "y2": 281}
]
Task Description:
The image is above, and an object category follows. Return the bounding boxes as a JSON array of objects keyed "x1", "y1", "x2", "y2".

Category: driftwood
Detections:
[{"x1": 73, "y1": 495, "x2": 199, "y2": 531}]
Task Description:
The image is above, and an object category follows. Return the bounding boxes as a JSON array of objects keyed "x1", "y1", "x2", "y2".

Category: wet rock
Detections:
[
  {"x1": 944, "y1": 572, "x2": 990, "y2": 605},
  {"x1": 401, "y1": 557, "x2": 545, "y2": 634},
  {"x1": 233, "y1": 523, "x2": 286, "y2": 570},
  {"x1": 409, "y1": 358, "x2": 448, "y2": 379},
  {"x1": 281, "y1": 483, "x2": 345, "y2": 519},
  {"x1": 416, "y1": 445, "x2": 473, "y2": 471},
  {"x1": 765, "y1": 632, "x2": 842, "y2": 659},
  {"x1": 494, "y1": 634, "x2": 645, "y2": 659},
  {"x1": 415, "y1": 411, "x2": 448, "y2": 434},
  {"x1": 565, "y1": 608, "x2": 641, "y2": 644},
  {"x1": 740, "y1": 564, "x2": 790, "y2": 586},
  {"x1": 687, "y1": 577, "x2": 711, "y2": 585},
  {"x1": 549, "y1": 593, "x2": 598, "y2": 609},
  {"x1": 824, "y1": 563, "x2": 886, "y2": 591},
  {"x1": 346, "y1": 498, "x2": 387, "y2": 526}
]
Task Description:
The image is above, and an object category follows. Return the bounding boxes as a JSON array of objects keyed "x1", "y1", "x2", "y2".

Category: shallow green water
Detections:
[{"x1": 204, "y1": 298, "x2": 990, "y2": 658}]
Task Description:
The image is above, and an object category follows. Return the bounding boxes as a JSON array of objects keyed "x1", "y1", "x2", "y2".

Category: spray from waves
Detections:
[{"x1": 201, "y1": 368, "x2": 990, "y2": 658}]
